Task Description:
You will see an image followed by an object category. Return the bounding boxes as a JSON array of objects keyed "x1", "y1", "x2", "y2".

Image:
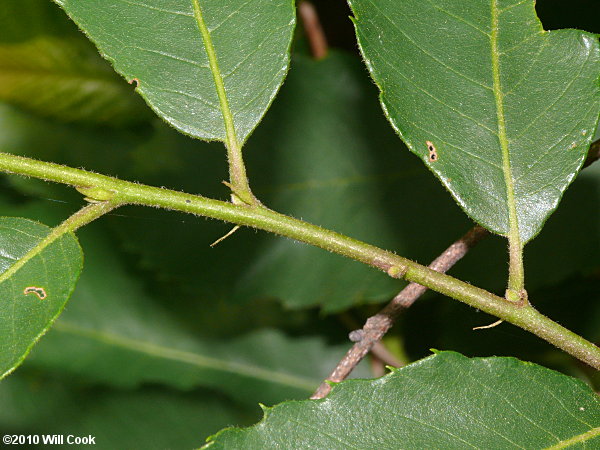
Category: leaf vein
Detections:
[
  {"x1": 285, "y1": 417, "x2": 361, "y2": 449},
  {"x1": 503, "y1": 38, "x2": 549, "y2": 96},
  {"x1": 379, "y1": 57, "x2": 498, "y2": 136},
  {"x1": 363, "y1": 0, "x2": 493, "y2": 91},
  {"x1": 523, "y1": 372, "x2": 595, "y2": 429},
  {"x1": 512, "y1": 50, "x2": 592, "y2": 142},
  {"x1": 464, "y1": 368, "x2": 561, "y2": 442},
  {"x1": 207, "y1": 0, "x2": 255, "y2": 33},
  {"x1": 499, "y1": 31, "x2": 544, "y2": 56},
  {"x1": 388, "y1": 104, "x2": 504, "y2": 173},
  {"x1": 499, "y1": 0, "x2": 530, "y2": 14},
  {"x1": 116, "y1": 0, "x2": 193, "y2": 17},
  {"x1": 127, "y1": 46, "x2": 209, "y2": 69},
  {"x1": 424, "y1": 0, "x2": 491, "y2": 37},
  {"x1": 513, "y1": 101, "x2": 597, "y2": 184},
  {"x1": 222, "y1": 24, "x2": 289, "y2": 79},
  {"x1": 141, "y1": 80, "x2": 220, "y2": 110}
]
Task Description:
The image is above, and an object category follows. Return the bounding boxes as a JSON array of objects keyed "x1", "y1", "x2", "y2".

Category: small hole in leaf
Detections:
[
  {"x1": 426, "y1": 141, "x2": 438, "y2": 162},
  {"x1": 24, "y1": 286, "x2": 47, "y2": 300},
  {"x1": 129, "y1": 78, "x2": 140, "y2": 87},
  {"x1": 185, "y1": 200, "x2": 191, "y2": 204}
]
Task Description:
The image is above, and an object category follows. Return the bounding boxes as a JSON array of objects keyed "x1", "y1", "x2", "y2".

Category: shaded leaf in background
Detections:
[
  {"x1": 0, "y1": 0, "x2": 149, "y2": 126},
  {"x1": 349, "y1": 0, "x2": 600, "y2": 243},
  {"x1": 8, "y1": 202, "x2": 369, "y2": 406},
  {"x1": 54, "y1": 0, "x2": 296, "y2": 142},
  {"x1": 0, "y1": 217, "x2": 82, "y2": 378},
  {"x1": 101, "y1": 51, "x2": 474, "y2": 312},
  {"x1": 207, "y1": 352, "x2": 600, "y2": 449},
  {"x1": 0, "y1": 374, "x2": 256, "y2": 450}
]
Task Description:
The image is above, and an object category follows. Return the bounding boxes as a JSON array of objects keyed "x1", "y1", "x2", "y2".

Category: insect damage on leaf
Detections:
[
  {"x1": 426, "y1": 141, "x2": 438, "y2": 162},
  {"x1": 23, "y1": 286, "x2": 47, "y2": 300}
]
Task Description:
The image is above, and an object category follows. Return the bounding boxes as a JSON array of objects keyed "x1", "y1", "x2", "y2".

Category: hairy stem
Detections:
[
  {"x1": 191, "y1": 0, "x2": 255, "y2": 205},
  {"x1": 491, "y1": 0, "x2": 525, "y2": 300},
  {"x1": 311, "y1": 226, "x2": 488, "y2": 399},
  {"x1": 0, "y1": 151, "x2": 598, "y2": 369}
]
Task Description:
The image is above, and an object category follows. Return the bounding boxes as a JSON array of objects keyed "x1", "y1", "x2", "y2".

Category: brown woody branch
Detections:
[
  {"x1": 299, "y1": 1, "x2": 328, "y2": 60},
  {"x1": 311, "y1": 226, "x2": 488, "y2": 399}
]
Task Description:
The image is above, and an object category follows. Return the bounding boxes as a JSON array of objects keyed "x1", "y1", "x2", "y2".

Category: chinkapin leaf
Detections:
[
  {"x1": 206, "y1": 352, "x2": 600, "y2": 449},
  {"x1": 349, "y1": 0, "x2": 600, "y2": 242},
  {"x1": 54, "y1": 0, "x2": 296, "y2": 142},
  {"x1": 0, "y1": 217, "x2": 82, "y2": 378}
]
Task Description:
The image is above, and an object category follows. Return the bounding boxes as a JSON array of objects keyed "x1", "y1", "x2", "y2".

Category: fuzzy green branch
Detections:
[
  {"x1": 191, "y1": 0, "x2": 256, "y2": 206},
  {"x1": 490, "y1": 0, "x2": 525, "y2": 302},
  {"x1": 0, "y1": 151, "x2": 598, "y2": 369}
]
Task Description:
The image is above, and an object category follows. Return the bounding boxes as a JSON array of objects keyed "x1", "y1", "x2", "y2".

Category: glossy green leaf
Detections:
[
  {"x1": 0, "y1": 217, "x2": 82, "y2": 379},
  {"x1": 349, "y1": 0, "x2": 600, "y2": 243},
  {"x1": 0, "y1": 0, "x2": 149, "y2": 126},
  {"x1": 24, "y1": 221, "x2": 368, "y2": 405},
  {"x1": 54, "y1": 0, "x2": 296, "y2": 142},
  {"x1": 206, "y1": 352, "x2": 600, "y2": 449}
]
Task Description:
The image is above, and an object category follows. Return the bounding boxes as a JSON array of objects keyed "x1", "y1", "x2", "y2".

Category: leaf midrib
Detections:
[
  {"x1": 191, "y1": 0, "x2": 239, "y2": 148},
  {"x1": 544, "y1": 426, "x2": 600, "y2": 449},
  {"x1": 491, "y1": 0, "x2": 520, "y2": 241},
  {"x1": 0, "y1": 225, "x2": 59, "y2": 284},
  {"x1": 53, "y1": 321, "x2": 317, "y2": 392}
]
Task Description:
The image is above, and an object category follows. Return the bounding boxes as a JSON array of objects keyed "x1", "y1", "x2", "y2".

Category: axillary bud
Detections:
[{"x1": 76, "y1": 186, "x2": 116, "y2": 202}]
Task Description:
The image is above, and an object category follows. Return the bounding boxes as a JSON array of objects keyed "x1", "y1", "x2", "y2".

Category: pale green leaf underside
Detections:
[
  {"x1": 349, "y1": 0, "x2": 600, "y2": 242},
  {"x1": 54, "y1": 0, "x2": 296, "y2": 143},
  {"x1": 206, "y1": 352, "x2": 600, "y2": 449},
  {"x1": 0, "y1": 217, "x2": 82, "y2": 379}
]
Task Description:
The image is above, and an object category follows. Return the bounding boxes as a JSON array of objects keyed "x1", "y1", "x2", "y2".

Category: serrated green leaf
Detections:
[
  {"x1": 0, "y1": 0, "x2": 150, "y2": 126},
  {"x1": 206, "y1": 352, "x2": 600, "y2": 449},
  {"x1": 0, "y1": 217, "x2": 82, "y2": 379},
  {"x1": 54, "y1": 0, "x2": 296, "y2": 142},
  {"x1": 349, "y1": 0, "x2": 600, "y2": 243}
]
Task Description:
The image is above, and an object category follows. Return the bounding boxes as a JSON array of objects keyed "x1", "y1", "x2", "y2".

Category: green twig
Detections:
[
  {"x1": 491, "y1": 0, "x2": 525, "y2": 302},
  {"x1": 0, "y1": 151, "x2": 598, "y2": 369},
  {"x1": 191, "y1": 0, "x2": 256, "y2": 205}
]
